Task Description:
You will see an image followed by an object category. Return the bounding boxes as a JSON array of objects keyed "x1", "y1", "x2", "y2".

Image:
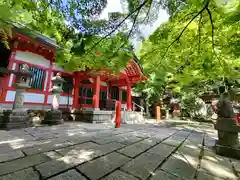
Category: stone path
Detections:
[{"x1": 0, "y1": 122, "x2": 239, "y2": 180}]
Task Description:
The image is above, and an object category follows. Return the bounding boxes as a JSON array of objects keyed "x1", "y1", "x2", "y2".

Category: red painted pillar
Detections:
[
  {"x1": 73, "y1": 73, "x2": 80, "y2": 108},
  {"x1": 44, "y1": 58, "x2": 53, "y2": 106},
  {"x1": 127, "y1": 84, "x2": 132, "y2": 111},
  {"x1": 115, "y1": 101, "x2": 121, "y2": 128},
  {"x1": 156, "y1": 105, "x2": 161, "y2": 121},
  {"x1": 93, "y1": 75, "x2": 100, "y2": 109},
  {"x1": 0, "y1": 51, "x2": 16, "y2": 104}
]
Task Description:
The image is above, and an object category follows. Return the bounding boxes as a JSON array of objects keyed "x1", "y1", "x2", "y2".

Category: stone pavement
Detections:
[{"x1": 0, "y1": 122, "x2": 239, "y2": 180}]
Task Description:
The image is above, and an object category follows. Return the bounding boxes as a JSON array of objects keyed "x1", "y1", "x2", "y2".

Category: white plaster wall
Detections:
[
  {"x1": 49, "y1": 72, "x2": 54, "y2": 88},
  {"x1": 47, "y1": 95, "x2": 73, "y2": 105},
  {"x1": 60, "y1": 96, "x2": 73, "y2": 105},
  {"x1": 8, "y1": 62, "x2": 16, "y2": 87},
  {"x1": 43, "y1": 71, "x2": 48, "y2": 91},
  {"x1": 5, "y1": 91, "x2": 45, "y2": 103},
  {"x1": 15, "y1": 51, "x2": 50, "y2": 68},
  {"x1": 121, "y1": 103, "x2": 127, "y2": 109},
  {"x1": 47, "y1": 95, "x2": 53, "y2": 104}
]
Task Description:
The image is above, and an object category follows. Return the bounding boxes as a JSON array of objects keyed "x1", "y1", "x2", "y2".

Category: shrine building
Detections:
[{"x1": 0, "y1": 27, "x2": 147, "y2": 113}]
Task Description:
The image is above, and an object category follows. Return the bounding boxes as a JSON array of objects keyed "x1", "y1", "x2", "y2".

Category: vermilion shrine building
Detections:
[{"x1": 0, "y1": 28, "x2": 147, "y2": 113}]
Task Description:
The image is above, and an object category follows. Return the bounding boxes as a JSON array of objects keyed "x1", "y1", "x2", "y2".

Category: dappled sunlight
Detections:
[
  {"x1": 204, "y1": 156, "x2": 220, "y2": 163},
  {"x1": 44, "y1": 151, "x2": 62, "y2": 159},
  {"x1": 200, "y1": 158, "x2": 237, "y2": 179},
  {"x1": 53, "y1": 141, "x2": 71, "y2": 148},
  {"x1": 173, "y1": 127, "x2": 183, "y2": 130},
  {"x1": 13, "y1": 139, "x2": 52, "y2": 149},
  {"x1": 64, "y1": 130, "x2": 88, "y2": 136},
  {"x1": 0, "y1": 122, "x2": 238, "y2": 180},
  {"x1": 200, "y1": 150, "x2": 237, "y2": 179},
  {"x1": 0, "y1": 138, "x2": 24, "y2": 145},
  {"x1": 144, "y1": 139, "x2": 155, "y2": 144},
  {"x1": 184, "y1": 144, "x2": 201, "y2": 150},
  {"x1": 183, "y1": 154, "x2": 199, "y2": 168},
  {"x1": 60, "y1": 149, "x2": 95, "y2": 165},
  {"x1": 162, "y1": 152, "x2": 196, "y2": 180},
  {"x1": 204, "y1": 129, "x2": 218, "y2": 137},
  {"x1": 150, "y1": 172, "x2": 156, "y2": 176},
  {"x1": 172, "y1": 153, "x2": 190, "y2": 163},
  {"x1": 203, "y1": 152, "x2": 226, "y2": 162}
]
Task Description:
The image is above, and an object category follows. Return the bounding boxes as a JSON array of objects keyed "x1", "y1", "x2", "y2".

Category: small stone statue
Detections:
[
  {"x1": 18, "y1": 64, "x2": 30, "y2": 83},
  {"x1": 56, "y1": 72, "x2": 61, "y2": 76},
  {"x1": 216, "y1": 92, "x2": 234, "y2": 118},
  {"x1": 21, "y1": 64, "x2": 29, "y2": 73}
]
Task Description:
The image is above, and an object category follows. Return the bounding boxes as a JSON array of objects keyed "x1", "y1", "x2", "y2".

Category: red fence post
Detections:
[{"x1": 115, "y1": 101, "x2": 121, "y2": 128}]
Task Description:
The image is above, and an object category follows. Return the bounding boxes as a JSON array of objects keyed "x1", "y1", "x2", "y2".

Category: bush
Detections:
[{"x1": 180, "y1": 93, "x2": 207, "y2": 120}]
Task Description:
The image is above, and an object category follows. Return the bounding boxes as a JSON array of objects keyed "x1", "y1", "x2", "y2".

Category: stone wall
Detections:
[{"x1": 75, "y1": 110, "x2": 113, "y2": 124}]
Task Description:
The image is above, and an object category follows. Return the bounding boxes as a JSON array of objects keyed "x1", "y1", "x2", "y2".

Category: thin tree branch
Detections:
[
  {"x1": 85, "y1": 0, "x2": 149, "y2": 54},
  {"x1": 107, "y1": 3, "x2": 142, "y2": 61},
  {"x1": 141, "y1": 1, "x2": 210, "y2": 62},
  {"x1": 141, "y1": 0, "x2": 153, "y2": 23},
  {"x1": 128, "y1": 9, "x2": 141, "y2": 39},
  {"x1": 206, "y1": 7, "x2": 214, "y2": 53},
  {"x1": 44, "y1": 0, "x2": 53, "y2": 11},
  {"x1": 154, "y1": 1, "x2": 210, "y2": 68},
  {"x1": 206, "y1": 7, "x2": 223, "y2": 69},
  {"x1": 198, "y1": 13, "x2": 202, "y2": 54}
]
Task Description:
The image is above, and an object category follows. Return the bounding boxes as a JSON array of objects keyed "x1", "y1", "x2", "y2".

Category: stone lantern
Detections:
[
  {"x1": 44, "y1": 72, "x2": 65, "y2": 125},
  {"x1": 214, "y1": 92, "x2": 240, "y2": 159},
  {"x1": 2, "y1": 64, "x2": 32, "y2": 129},
  {"x1": 12, "y1": 64, "x2": 32, "y2": 110}
]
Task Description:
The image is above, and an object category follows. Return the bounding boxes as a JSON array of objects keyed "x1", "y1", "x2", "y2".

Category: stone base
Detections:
[
  {"x1": 217, "y1": 131, "x2": 239, "y2": 147},
  {"x1": 0, "y1": 112, "x2": 4, "y2": 128},
  {"x1": 0, "y1": 110, "x2": 29, "y2": 130},
  {"x1": 120, "y1": 111, "x2": 145, "y2": 124},
  {"x1": 215, "y1": 142, "x2": 240, "y2": 159},
  {"x1": 43, "y1": 110, "x2": 64, "y2": 125},
  {"x1": 75, "y1": 110, "x2": 113, "y2": 123},
  {"x1": 59, "y1": 108, "x2": 74, "y2": 121}
]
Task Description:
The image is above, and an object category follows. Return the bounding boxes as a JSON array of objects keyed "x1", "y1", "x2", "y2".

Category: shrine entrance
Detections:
[
  {"x1": 0, "y1": 42, "x2": 11, "y2": 72},
  {"x1": 0, "y1": 41, "x2": 11, "y2": 98}
]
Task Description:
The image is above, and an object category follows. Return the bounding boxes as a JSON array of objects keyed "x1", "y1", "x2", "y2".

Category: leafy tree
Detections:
[
  {"x1": 0, "y1": 0, "x2": 239, "y2": 80},
  {"x1": 136, "y1": 0, "x2": 240, "y2": 105},
  {"x1": 0, "y1": 0, "x2": 131, "y2": 71}
]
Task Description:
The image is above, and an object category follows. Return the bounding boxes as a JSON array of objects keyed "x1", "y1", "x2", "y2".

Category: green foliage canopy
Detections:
[{"x1": 137, "y1": 0, "x2": 240, "y2": 103}]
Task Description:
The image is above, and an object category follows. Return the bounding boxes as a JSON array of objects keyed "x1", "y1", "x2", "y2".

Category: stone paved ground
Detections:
[{"x1": 0, "y1": 121, "x2": 239, "y2": 180}]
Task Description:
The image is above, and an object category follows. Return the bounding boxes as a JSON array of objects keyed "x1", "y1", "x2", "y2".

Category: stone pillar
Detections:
[
  {"x1": 44, "y1": 72, "x2": 65, "y2": 125},
  {"x1": 127, "y1": 84, "x2": 132, "y2": 111},
  {"x1": 165, "y1": 107, "x2": 169, "y2": 119},
  {"x1": 2, "y1": 64, "x2": 32, "y2": 129}
]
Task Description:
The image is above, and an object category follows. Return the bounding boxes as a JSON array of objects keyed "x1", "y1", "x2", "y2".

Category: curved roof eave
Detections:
[{"x1": 132, "y1": 53, "x2": 145, "y2": 75}]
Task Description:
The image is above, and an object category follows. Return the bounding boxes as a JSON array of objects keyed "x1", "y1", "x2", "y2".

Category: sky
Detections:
[{"x1": 99, "y1": 0, "x2": 169, "y2": 50}]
